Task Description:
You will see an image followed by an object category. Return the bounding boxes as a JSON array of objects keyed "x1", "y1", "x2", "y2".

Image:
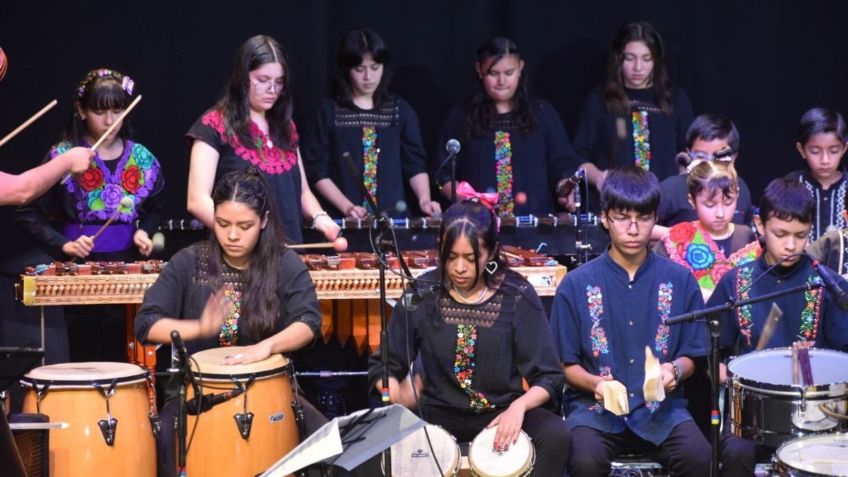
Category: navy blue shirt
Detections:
[
  {"x1": 550, "y1": 250, "x2": 706, "y2": 445},
  {"x1": 784, "y1": 169, "x2": 848, "y2": 242},
  {"x1": 708, "y1": 255, "x2": 848, "y2": 355}
]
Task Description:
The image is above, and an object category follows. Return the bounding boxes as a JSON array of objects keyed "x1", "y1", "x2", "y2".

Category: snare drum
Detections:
[
  {"x1": 20, "y1": 362, "x2": 156, "y2": 477},
  {"x1": 186, "y1": 347, "x2": 299, "y2": 477},
  {"x1": 390, "y1": 424, "x2": 460, "y2": 477},
  {"x1": 728, "y1": 348, "x2": 848, "y2": 448},
  {"x1": 468, "y1": 426, "x2": 535, "y2": 477},
  {"x1": 773, "y1": 433, "x2": 848, "y2": 476}
]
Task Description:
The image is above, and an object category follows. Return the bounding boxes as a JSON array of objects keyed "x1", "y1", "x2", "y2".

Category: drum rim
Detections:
[
  {"x1": 728, "y1": 347, "x2": 848, "y2": 393},
  {"x1": 20, "y1": 371, "x2": 149, "y2": 387},
  {"x1": 468, "y1": 427, "x2": 534, "y2": 474},
  {"x1": 193, "y1": 362, "x2": 292, "y2": 382},
  {"x1": 774, "y1": 432, "x2": 848, "y2": 477},
  {"x1": 389, "y1": 424, "x2": 461, "y2": 475}
]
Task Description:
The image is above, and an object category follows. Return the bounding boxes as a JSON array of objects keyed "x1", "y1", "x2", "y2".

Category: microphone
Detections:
[
  {"x1": 809, "y1": 255, "x2": 848, "y2": 310},
  {"x1": 401, "y1": 283, "x2": 440, "y2": 311},
  {"x1": 556, "y1": 169, "x2": 585, "y2": 197},
  {"x1": 170, "y1": 330, "x2": 198, "y2": 393},
  {"x1": 186, "y1": 388, "x2": 246, "y2": 415},
  {"x1": 446, "y1": 138, "x2": 461, "y2": 155}
]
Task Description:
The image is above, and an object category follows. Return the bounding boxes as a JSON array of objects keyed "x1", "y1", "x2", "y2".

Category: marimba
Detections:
[{"x1": 19, "y1": 248, "x2": 565, "y2": 360}]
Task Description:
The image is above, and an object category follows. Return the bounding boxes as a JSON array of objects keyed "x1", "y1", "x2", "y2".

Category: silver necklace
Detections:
[{"x1": 452, "y1": 283, "x2": 489, "y2": 305}]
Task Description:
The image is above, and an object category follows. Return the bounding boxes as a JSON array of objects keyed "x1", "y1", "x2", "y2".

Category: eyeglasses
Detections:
[
  {"x1": 606, "y1": 214, "x2": 656, "y2": 229},
  {"x1": 687, "y1": 147, "x2": 735, "y2": 163},
  {"x1": 251, "y1": 79, "x2": 284, "y2": 94}
]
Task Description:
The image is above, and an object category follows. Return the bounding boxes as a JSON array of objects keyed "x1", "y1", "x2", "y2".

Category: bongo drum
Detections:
[
  {"x1": 773, "y1": 433, "x2": 848, "y2": 476},
  {"x1": 390, "y1": 424, "x2": 460, "y2": 477},
  {"x1": 20, "y1": 362, "x2": 156, "y2": 477},
  {"x1": 186, "y1": 347, "x2": 298, "y2": 477},
  {"x1": 728, "y1": 348, "x2": 848, "y2": 448},
  {"x1": 468, "y1": 426, "x2": 534, "y2": 477}
]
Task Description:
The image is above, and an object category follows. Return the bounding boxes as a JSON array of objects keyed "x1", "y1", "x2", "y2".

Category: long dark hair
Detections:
[
  {"x1": 209, "y1": 168, "x2": 287, "y2": 340},
  {"x1": 334, "y1": 28, "x2": 392, "y2": 109},
  {"x1": 437, "y1": 199, "x2": 505, "y2": 291},
  {"x1": 67, "y1": 68, "x2": 134, "y2": 145},
  {"x1": 219, "y1": 35, "x2": 294, "y2": 151},
  {"x1": 464, "y1": 37, "x2": 534, "y2": 138},
  {"x1": 602, "y1": 21, "x2": 673, "y2": 116}
]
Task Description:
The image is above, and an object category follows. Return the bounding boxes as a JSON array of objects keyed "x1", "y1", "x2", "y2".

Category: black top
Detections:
[
  {"x1": 134, "y1": 243, "x2": 322, "y2": 355},
  {"x1": 368, "y1": 269, "x2": 564, "y2": 413},
  {"x1": 572, "y1": 87, "x2": 694, "y2": 183},
  {"x1": 784, "y1": 169, "x2": 848, "y2": 242},
  {"x1": 434, "y1": 98, "x2": 580, "y2": 215},
  {"x1": 187, "y1": 109, "x2": 305, "y2": 243},
  {"x1": 302, "y1": 96, "x2": 428, "y2": 217},
  {"x1": 658, "y1": 173, "x2": 754, "y2": 227},
  {"x1": 808, "y1": 229, "x2": 848, "y2": 277}
]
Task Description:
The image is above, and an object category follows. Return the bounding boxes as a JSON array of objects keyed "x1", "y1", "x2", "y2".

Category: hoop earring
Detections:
[{"x1": 485, "y1": 261, "x2": 498, "y2": 275}]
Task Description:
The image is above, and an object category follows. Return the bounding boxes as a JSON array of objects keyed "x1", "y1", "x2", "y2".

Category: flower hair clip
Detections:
[{"x1": 77, "y1": 68, "x2": 134, "y2": 99}]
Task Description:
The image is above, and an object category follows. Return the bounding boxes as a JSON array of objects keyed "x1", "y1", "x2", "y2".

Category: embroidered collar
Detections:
[{"x1": 201, "y1": 109, "x2": 298, "y2": 175}]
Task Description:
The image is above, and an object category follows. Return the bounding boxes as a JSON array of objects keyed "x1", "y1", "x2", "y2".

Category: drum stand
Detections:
[{"x1": 667, "y1": 280, "x2": 823, "y2": 477}]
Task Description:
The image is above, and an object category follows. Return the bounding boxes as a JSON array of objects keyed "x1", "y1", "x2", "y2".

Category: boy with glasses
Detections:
[{"x1": 551, "y1": 166, "x2": 710, "y2": 477}]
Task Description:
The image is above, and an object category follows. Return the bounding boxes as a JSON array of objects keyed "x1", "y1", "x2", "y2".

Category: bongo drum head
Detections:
[
  {"x1": 391, "y1": 424, "x2": 459, "y2": 477},
  {"x1": 469, "y1": 426, "x2": 534, "y2": 477}
]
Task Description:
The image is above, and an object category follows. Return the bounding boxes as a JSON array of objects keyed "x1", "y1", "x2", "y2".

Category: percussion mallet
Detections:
[
  {"x1": 151, "y1": 231, "x2": 165, "y2": 254},
  {"x1": 287, "y1": 237, "x2": 348, "y2": 252},
  {"x1": 91, "y1": 196, "x2": 134, "y2": 242},
  {"x1": 62, "y1": 94, "x2": 142, "y2": 184},
  {"x1": 0, "y1": 99, "x2": 58, "y2": 148}
]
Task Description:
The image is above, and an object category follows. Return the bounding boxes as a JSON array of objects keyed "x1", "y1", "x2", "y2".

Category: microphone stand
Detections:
[
  {"x1": 666, "y1": 281, "x2": 823, "y2": 477},
  {"x1": 170, "y1": 330, "x2": 194, "y2": 477}
]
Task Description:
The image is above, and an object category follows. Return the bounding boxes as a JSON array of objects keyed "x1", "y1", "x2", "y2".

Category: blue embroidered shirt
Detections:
[
  {"x1": 551, "y1": 250, "x2": 706, "y2": 445},
  {"x1": 708, "y1": 255, "x2": 848, "y2": 356}
]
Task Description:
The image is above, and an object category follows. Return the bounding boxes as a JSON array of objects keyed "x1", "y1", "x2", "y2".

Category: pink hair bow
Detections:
[{"x1": 456, "y1": 181, "x2": 499, "y2": 210}]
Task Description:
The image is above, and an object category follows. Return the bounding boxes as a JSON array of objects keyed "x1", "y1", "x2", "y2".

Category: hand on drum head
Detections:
[
  {"x1": 486, "y1": 400, "x2": 526, "y2": 452},
  {"x1": 198, "y1": 288, "x2": 230, "y2": 338},
  {"x1": 221, "y1": 340, "x2": 272, "y2": 365}
]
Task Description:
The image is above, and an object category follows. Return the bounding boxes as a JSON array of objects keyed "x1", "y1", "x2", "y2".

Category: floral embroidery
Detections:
[
  {"x1": 646, "y1": 401, "x2": 661, "y2": 413},
  {"x1": 454, "y1": 324, "x2": 493, "y2": 411},
  {"x1": 361, "y1": 126, "x2": 378, "y2": 210},
  {"x1": 800, "y1": 274, "x2": 823, "y2": 341},
  {"x1": 663, "y1": 221, "x2": 761, "y2": 291},
  {"x1": 655, "y1": 282, "x2": 673, "y2": 357},
  {"x1": 218, "y1": 288, "x2": 242, "y2": 346},
  {"x1": 588, "y1": 366, "x2": 613, "y2": 414},
  {"x1": 494, "y1": 131, "x2": 514, "y2": 215},
  {"x1": 735, "y1": 266, "x2": 754, "y2": 345},
  {"x1": 54, "y1": 140, "x2": 160, "y2": 223},
  {"x1": 586, "y1": 285, "x2": 609, "y2": 357},
  {"x1": 201, "y1": 109, "x2": 297, "y2": 175},
  {"x1": 632, "y1": 111, "x2": 651, "y2": 171}
]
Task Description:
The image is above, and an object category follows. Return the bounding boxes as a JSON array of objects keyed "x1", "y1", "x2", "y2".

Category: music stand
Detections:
[
  {"x1": 259, "y1": 404, "x2": 425, "y2": 476},
  {"x1": 0, "y1": 347, "x2": 43, "y2": 392}
]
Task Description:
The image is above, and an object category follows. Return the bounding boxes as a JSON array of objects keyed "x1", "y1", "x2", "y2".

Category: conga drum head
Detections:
[
  {"x1": 189, "y1": 346, "x2": 289, "y2": 380},
  {"x1": 391, "y1": 424, "x2": 460, "y2": 477},
  {"x1": 774, "y1": 433, "x2": 848, "y2": 476},
  {"x1": 20, "y1": 362, "x2": 155, "y2": 477},
  {"x1": 468, "y1": 426, "x2": 534, "y2": 477}
]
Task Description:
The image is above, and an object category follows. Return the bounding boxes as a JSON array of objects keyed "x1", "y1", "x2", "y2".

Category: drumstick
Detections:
[
  {"x1": 755, "y1": 303, "x2": 783, "y2": 351},
  {"x1": 287, "y1": 237, "x2": 348, "y2": 252},
  {"x1": 90, "y1": 196, "x2": 134, "y2": 242},
  {"x1": 61, "y1": 95, "x2": 142, "y2": 184},
  {"x1": 0, "y1": 99, "x2": 57, "y2": 148}
]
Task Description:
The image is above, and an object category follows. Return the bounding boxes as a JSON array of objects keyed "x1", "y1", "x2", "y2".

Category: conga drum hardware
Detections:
[{"x1": 91, "y1": 378, "x2": 119, "y2": 446}]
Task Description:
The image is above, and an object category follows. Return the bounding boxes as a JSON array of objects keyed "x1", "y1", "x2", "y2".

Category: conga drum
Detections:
[
  {"x1": 468, "y1": 427, "x2": 534, "y2": 477},
  {"x1": 186, "y1": 347, "x2": 298, "y2": 477},
  {"x1": 20, "y1": 362, "x2": 156, "y2": 477}
]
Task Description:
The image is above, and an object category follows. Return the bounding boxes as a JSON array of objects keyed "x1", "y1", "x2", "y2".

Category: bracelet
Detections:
[
  {"x1": 671, "y1": 359, "x2": 682, "y2": 384},
  {"x1": 311, "y1": 211, "x2": 330, "y2": 224}
]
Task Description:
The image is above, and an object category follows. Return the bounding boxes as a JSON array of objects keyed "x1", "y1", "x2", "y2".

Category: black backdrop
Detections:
[{"x1": 2, "y1": 0, "x2": 847, "y2": 261}]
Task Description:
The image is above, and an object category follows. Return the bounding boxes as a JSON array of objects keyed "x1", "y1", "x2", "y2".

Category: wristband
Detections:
[{"x1": 671, "y1": 359, "x2": 683, "y2": 384}]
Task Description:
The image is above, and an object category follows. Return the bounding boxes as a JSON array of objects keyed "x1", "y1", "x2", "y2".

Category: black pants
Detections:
[
  {"x1": 719, "y1": 430, "x2": 773, "y2": 477},
  {"x1": 569, "y1": 420, "x2": 711, "y2": 477}
]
